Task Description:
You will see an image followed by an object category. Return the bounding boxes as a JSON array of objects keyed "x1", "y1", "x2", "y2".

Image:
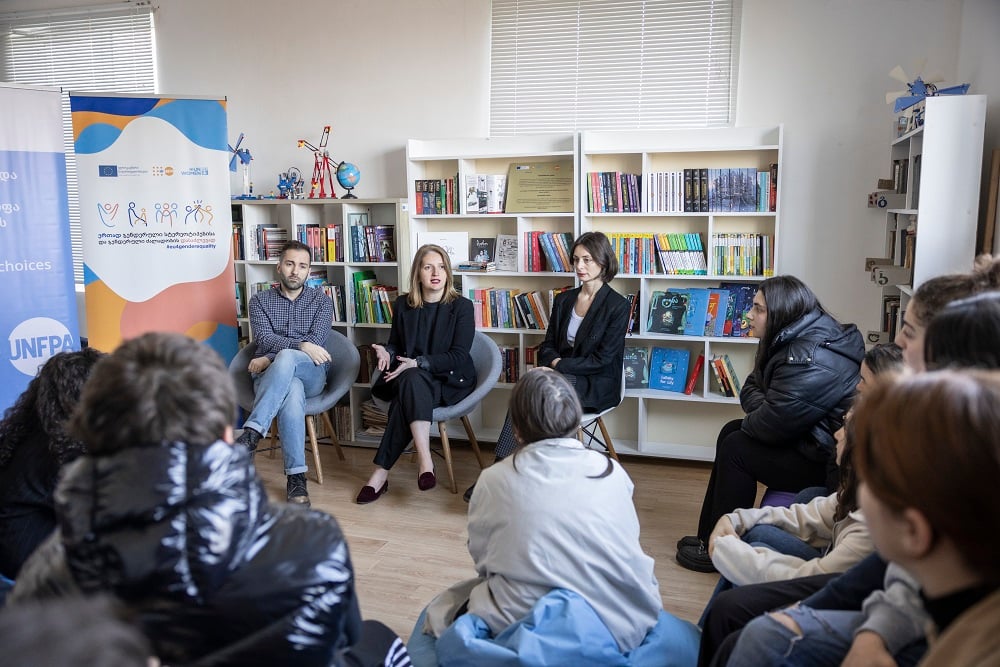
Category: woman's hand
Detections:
[
  {"x1": 383, "y1": 355, "x2": 418, "y2": 382},
  {"x1": 550, "y1": 357, "x2": 561, "y2": 368},
  {"x1": 708, "y1": 516, "x2": 737, "y2": 557},
  {"x1": 372, "y1": 344, "x2": 392, "y2": 371}
]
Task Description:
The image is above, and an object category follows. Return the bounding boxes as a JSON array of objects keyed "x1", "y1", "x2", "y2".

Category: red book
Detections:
[{"x1": 684, "y1": 353, "x2": 705, "y2": 395}]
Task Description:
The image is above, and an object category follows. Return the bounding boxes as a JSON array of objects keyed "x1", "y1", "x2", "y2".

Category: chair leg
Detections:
[
  {"x1": 461, "y1": 415, "x2": 486, "y2": 468},
  {"x1": 320, "y1": 411, "x2": 347, "y2": 461},
  {"x1": 304, "y1": 415, "x2": 324, "y2": 485},
  {"x1": 268, "y1": 421, "x2": 278, "y2": 459},
  {"x1": 596, "y1": 417, "x2": 619, "y2": 462},
  {"x1": 438, "y1": 421, "x2": 458, "y2": 494}
]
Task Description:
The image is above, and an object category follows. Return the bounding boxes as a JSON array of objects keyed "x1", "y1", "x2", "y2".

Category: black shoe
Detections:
[
  {"x1": 676, "y1": 542, "x2": 717, "y2": 573},
  {"x1": 676, "y1": 535, "x2": 700, "y2": 550},
  {"x1": 463, "y1": 483, "x2": 476, "y2": 503},
  {"x1": 236, "y1": 427, "x2": 262, "y2": 455},
  {"x1": 286, "y1": 473, "x2": 310, "y2": 508}
]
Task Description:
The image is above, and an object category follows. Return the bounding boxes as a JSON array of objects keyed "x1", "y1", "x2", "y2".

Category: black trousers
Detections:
[
  {"x1": 696, "y1": 419, "x2": 827, "y2": 541},
  {"x1": 372, "y1": 368, "x2": 445, "y2": 470}
]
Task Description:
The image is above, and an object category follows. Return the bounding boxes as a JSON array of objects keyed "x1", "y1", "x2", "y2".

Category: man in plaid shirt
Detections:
[{"x1": 236, "y1": 240, "x2": 333, "y2": 506}]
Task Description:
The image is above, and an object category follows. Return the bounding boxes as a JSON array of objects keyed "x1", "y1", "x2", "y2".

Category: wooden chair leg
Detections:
[
  {"x1": 320, "y1": 411, "x2": 346, "y2": 461},
  {"x1": 461, "y1": 415, "x2": 486, "y2": 468},
  {"x1": 438, "y1": 421, "x2": 457, "y2": 493},
  {"x1": 267, "y1": 421, "x2": 278, "y2": 459},
  {"x1": 304, "y1": 415, "x2": 324, "y2": 485},
  {"x1": 597, "y1": 417, "x2": 619, "y2": 461}
]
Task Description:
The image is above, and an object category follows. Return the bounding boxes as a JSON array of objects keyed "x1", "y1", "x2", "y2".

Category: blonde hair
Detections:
[{"x1": 406, "y1": 244, "x2": 458, "y2": 308}]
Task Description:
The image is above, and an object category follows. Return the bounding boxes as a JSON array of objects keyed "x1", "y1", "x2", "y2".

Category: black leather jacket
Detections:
[
  {"x1": 11, "y1": 440, "x2": 361, "y2": 667},
  {"x1": 740, "y1": 308, "x2": 865, "y2": 461}
]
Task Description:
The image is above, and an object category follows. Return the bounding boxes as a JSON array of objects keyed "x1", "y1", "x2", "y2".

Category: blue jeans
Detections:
[
  {"x1": 728, "y1": 606, "x2": 864, "y2": 666},
  {"x1": 245, "y1": 349, "x2": 327, "y2": 475},
  {"x1": 700, "y1": 525, "x2": 823, "y2": 627}
]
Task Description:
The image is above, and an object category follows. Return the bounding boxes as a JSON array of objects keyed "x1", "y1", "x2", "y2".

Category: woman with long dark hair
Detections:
[
  {"x1": 0, "y1": 348, "x2": 103, "y2": 578},
  {"x1": 677, "y1": 275, "x2": 864, "y2": 572}
]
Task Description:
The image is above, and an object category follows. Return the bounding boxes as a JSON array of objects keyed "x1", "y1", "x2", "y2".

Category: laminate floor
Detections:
[{"x1": 253, "y1": 440, "x2": 723, "y2": 640}]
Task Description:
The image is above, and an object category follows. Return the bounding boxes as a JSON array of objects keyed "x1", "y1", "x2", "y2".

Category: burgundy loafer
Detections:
[
  {"x1": 356, "y1": 481, "x2": 389, "y2": 504},
  {"x1": 418, "y1": 471, "x2": 436, "y2": 491}
]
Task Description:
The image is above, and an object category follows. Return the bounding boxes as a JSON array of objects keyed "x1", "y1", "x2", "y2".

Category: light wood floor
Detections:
[{"x1": 253, "y1": 440, "x2": 722, "y2": 640}]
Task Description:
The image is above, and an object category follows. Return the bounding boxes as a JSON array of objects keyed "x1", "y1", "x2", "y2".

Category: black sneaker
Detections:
[
  {"x1": 236, "y1": 427, "x2": 262, "y2": 456},
  {"x1": 676, "y1": 535, "x2": 700, "y2": 550},
  {"x1": 676, "y1": 542, "x2": 717, "y2": 573},
  {"x1": 463, "y1": 483, "x2": 476, "y2": 503},
  {"x1": 286, "y1": 473, "x2": 310, "y2": 508}
]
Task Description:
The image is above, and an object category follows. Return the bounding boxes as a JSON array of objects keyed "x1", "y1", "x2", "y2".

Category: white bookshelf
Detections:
[
  {"x1": 232, "y1": 197, "x2": 408, "y2": 445},
  {"x1": 866, "y1": 95, "x2": 987, "y2": 344}
]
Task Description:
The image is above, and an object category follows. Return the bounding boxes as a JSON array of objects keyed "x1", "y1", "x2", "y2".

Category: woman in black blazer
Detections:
[
  {"x1": 356, "y1": 244, "x2": 477, "y2": 504},
  {"x1": 463, "y1": 231, "x2": 630, "y2": 500}
]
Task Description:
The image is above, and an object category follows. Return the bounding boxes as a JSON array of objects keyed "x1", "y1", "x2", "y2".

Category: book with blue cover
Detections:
[
  {"x1": 680, "y1": 287, "x2": 712, "y2": 336},
  {"x1": 720, "y1": 282, "x2": 758, "y2": 337},
  {"x1": 649, "y1": 346, "x2": 691, "y2": 392}
]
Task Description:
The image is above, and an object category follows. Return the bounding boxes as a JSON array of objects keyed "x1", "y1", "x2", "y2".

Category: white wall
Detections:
[{"x1": 4, "y1": 0, "x2": 993, "y2": 332}]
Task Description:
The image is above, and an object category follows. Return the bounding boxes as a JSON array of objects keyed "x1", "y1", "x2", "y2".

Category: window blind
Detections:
[
  {"x1": 490, "y1": 0, "x2": 740, "y2": 135},
  {"x1": 0, "y1": 3, "x2": 156, "y2": 284}
]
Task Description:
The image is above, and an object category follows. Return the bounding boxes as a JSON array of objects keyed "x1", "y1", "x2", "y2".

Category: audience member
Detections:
[
  {"x1": 0, "y1": 348, "x2": 102, "y2": 579},
  {"x1": 9, "y1": 332, "x2": 407, "y2": 667},
  {"x1": 410, "y1": 369, "x2": 698, "y2": 666},
  {"x1": 678, "y1": 276, "x2": 864, "y2": 572},
  {"x1": 357, "y1": 244, "x2": 477, "y2": 503}
]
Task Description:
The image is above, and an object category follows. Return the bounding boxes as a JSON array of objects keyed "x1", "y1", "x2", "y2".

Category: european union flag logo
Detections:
[{"x1": 98, "y1": 165, "x2": 118, "y2": 177}]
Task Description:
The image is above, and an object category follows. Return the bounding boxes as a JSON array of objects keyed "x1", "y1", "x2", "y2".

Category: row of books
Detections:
[
  {"x1": 624, "y1": 347, "x2": 743, "y2": 396},
  {"x1": 352, "y1": 270, "x2": 396, "y2": 325},
  {"x1": 524, "y1": 231, "x2": 576, "y2": 272},
  {"x1": 242, "y1": 279, "x2": 349, "y2": 323},
  {"x1": 413, "y1": 177, "x2": 461, "y2": 215},
  {"x1": 586, "y1": 171, "x2": 642, "y2": 213},
  {"x1": 254, "y1": 224, "x2": 288, "y2": 261},
  {"x1": 647, "y1": 284, "x2": 758, "y2": 337},
  {"x1": 232, "y1": 225, "x2": 245, "y2": 260},
  {"x1": 297, "y1": 223, "x2": 344, "y2": 263},
  {"x1": 469, "y1": 286, "x2": 571, "y2": 329},
  {"x1": 709, "y1": 233, "x2": 774, "y2": 277},
  {"x1": 463, "y1": 174, "x2": 508, "y2": 214},
  {"x1": 349, "y1": 223, "x2": 396, "y2": 263}
]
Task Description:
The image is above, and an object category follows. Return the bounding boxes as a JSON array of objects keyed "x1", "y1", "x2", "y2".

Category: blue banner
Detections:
[{"x1": 0, "y1": 84, "x2": 80, "y2": 414}]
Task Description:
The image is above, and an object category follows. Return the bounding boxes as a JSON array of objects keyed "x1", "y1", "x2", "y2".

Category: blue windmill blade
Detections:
[{"x1": 228, "y1": 133, "x2": 245, "y2": 172}]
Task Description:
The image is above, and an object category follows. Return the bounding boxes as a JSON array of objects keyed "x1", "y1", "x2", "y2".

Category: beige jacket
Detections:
[
  {"x1": 712, "y1": 492, "x2": 873, "y2": 587},
  {"x1": 920, "y1": 587, "x2": 1000, "y2": 667}
]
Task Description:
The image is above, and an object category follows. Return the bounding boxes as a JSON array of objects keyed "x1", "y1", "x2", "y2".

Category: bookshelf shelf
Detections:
[
  {"x1": 865, "y1": 96, "x2": 987, "y2": 344},
  {"x1": 231, "y1": 197, "x2": 408, "y2": 444}
]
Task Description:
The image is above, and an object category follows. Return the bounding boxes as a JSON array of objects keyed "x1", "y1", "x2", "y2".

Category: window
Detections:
[
  {"x1": 490, "y1": 0, "x2": 740, "y2": 135},
  {"x1": 0, "y1": 2, "x2": 156, "y2": 283}
]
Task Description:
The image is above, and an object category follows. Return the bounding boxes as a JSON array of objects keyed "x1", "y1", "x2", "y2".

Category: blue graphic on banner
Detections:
[{"x1": 0, "y1": 149, "x2": 80, "y2": 413}]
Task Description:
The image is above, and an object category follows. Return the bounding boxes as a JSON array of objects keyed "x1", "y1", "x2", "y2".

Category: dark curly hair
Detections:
[{"x1": 0, "y1": 348, "x2": 104, "y2": 468}]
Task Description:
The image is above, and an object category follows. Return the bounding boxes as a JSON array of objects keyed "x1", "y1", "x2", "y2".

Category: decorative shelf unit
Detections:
[
  {"x1": 231, "y1": 197, "x2": 408, "y2": 445},
  {"x1": 579, "y1": 127, "x2": 783, "y2": 461},
  {"x1": 405, "y1": 134, "x2": 579, "y2": 443},
  {"x1": 865, "y1": 95, "x2": 987, "y2": 344}
]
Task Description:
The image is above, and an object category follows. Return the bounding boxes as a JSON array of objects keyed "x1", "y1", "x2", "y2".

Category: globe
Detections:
[{"x1": 336, "y1": 162, "x2": 361, "y2": 198}]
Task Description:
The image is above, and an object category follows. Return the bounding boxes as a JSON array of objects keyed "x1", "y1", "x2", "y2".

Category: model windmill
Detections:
[
  {"x1": 228, "y1": 133, "x2": 254, "y2": 199},
  {"x1": 885, "y1": 61, "x2": 970, "y2": 113}
]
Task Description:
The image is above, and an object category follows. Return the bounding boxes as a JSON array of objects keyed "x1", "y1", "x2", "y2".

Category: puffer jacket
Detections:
[
  {"x1": 739, "y1": 307, "x2": 864, "y2": 462},
  {"x1": 10, "y1": 440, "x2": 361, "y2": 667}
]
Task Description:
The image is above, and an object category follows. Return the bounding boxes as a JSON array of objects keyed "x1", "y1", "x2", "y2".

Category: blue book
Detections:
[
  {"x1": 707, "y1": 288, "x2": 731, "y2": 337},
  {"x1": 680, "y1": 288, "x2": 711, "y2": 336},
  {"x1": 649, "y1": 346, "x2": 691, "y2": 392},
  {"x1": 720, "y1": 282, "x2": 759, "y2": 337}
]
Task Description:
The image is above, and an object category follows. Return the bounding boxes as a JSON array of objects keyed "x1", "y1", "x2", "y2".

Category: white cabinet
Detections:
[{"x1": 866, "y1": 95, "x2": 987, "y2": 343}]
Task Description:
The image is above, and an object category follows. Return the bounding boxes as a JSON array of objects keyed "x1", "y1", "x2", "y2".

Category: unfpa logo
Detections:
[
  {"x1": 7, "y1": 317, "x2": 74, "y2": 376},
  {"x1": 152, "y1": 166, "x2": 175, "y2": 177}
]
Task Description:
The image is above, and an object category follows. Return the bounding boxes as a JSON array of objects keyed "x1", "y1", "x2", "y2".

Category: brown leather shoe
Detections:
[{"x1": 356, "y1": 481, "x2": 389, "y2": 504}]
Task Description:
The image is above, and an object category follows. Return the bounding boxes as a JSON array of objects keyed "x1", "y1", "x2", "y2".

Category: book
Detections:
[
  {"x1": 624, "y1": 293, "x2": 639, "y2": 334},
  {"x1": 469, "y1": 236, "x2": 497, "y2": 263},
  {"x1": 646, "y1": 290, "x2": 688, "y2": 335},
  {"x1": 648, "y1": 346, "x2": 690, "y2": 392},
  {"x1": 374, "y1": 225, "x2": 396, "y2": 262},
  {"x1": 457, "y1": 260, "x2": 497, "y2": 272},
  {"x1": 679, "y1": 287, "x2": 711, "y2": 336},
  {"x1": 720, "y1": 353, "x2": 743, "y2": 395},
  {"x1": 416, "y1": 231, "x2": 469, "y2": 265},
  {"x1": 496, "y1": 233, "x2": 518, "y2": 271},
  {"x1": 710, "y1": 356, "x2": 734, "y2": 397},
  {"x1": 623, "y1": 346, "x2": 649, "y2": 389},
  {"x1": 684, "y1": 352, "x2": 705, "y2": 395},
  {"x1": 720, "y1": 283, "x2": 758, "y2": 337}
]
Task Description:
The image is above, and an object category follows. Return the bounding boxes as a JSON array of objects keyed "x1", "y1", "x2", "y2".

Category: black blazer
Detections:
[
  {"x1": 538, "y1": 283, "x2": 629, "y2": 412},
  {"x1": 383, "y1": 294, "x2": 477, "y2": 405}
]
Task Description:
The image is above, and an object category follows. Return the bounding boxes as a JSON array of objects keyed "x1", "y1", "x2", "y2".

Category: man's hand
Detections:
[
  {"x1": 300, "y1": 341, "x2": 331, "y2": 365},
  {"x1": 383, "y1": 355, "x2": 418, "y2": 382},
  {"x1": 371, "y1": 344, "x2": 392, "y2": 371},
  {"x1": 843, "y1": 631, "x2": 895, "y2": 667},
  {"x1": 708, "y1": 516, "x2": 738, "y2": 557},
  {"x1": 248, "y1": 356, "x2": 272, "y2": 374}
]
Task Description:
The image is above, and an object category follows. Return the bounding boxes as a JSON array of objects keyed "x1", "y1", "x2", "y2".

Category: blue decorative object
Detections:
[{"x1": 336, "y1": 162, "x2": 361, "y2": 199}]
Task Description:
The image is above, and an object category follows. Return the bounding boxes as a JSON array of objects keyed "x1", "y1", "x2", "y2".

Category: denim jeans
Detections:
[
  {"x1": 700, "y1": 524, "x2": 823, "y2": 627},
  {"x1": 728, "y1": 606, "x2": 864, "y2": 666},
  {"x1": 245, "y1": 349, "x2": 327, "y2": 475}
]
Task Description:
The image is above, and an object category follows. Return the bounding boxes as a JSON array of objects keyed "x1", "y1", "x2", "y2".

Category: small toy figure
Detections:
[{"x1": 277, "y1": 167, "x2": 305, "y2": 199}]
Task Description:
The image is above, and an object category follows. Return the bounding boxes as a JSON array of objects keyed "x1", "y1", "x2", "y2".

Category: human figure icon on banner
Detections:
[
  {"x1": 184, "y1": 200, "x2": 214, "y2": 225},
  {"x1": 155, "y1": 202, "x2": 178, "y2": 226},
  {"x1": 98, "y1": 202, "x2": 119, "y2": 228},
  {"x1": 128, "y1": 202, "x2": 148, "y2": 227}
]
